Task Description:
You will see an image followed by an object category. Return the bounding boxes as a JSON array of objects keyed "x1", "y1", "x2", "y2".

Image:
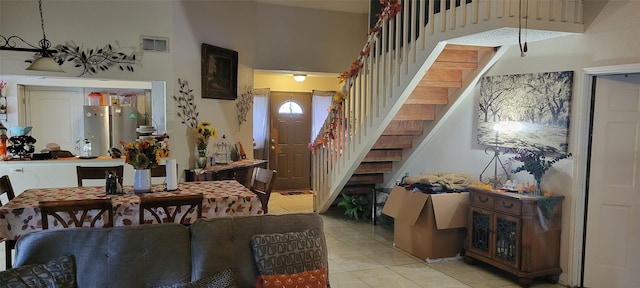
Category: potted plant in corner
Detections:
[{"x1": 337, "y1": 193, "x2": 370, "y2": 221}]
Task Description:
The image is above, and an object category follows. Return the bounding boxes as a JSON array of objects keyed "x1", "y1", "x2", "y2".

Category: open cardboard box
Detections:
[{"x1": 382, "y1": 186, "x2": 469, "y2": 261}]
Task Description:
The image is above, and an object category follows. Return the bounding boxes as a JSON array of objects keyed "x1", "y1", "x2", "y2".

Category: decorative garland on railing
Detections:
[
  {"x1": 338, "y1": 0, "x2": 402, "y2": 83},
  {"x1": 309, "y1": 0, "x2": 402, "y2": 153}
]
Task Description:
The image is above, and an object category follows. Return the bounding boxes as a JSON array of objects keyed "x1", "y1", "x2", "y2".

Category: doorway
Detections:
[
  {"x1": 269, "y1": 92, "x2": 311, "y2": 190},
  {"x1": 583, "y1": 73, "x2": 640, "y2": 287}
]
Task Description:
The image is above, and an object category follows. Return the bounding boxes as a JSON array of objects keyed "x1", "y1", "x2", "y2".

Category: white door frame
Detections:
[{"x1": 571, "y1": 63, "x2": 640, "y2": 287}]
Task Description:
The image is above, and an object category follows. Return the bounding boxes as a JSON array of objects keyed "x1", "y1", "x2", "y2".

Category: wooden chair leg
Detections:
[{"x1": 5, "y1": 240, "x2": 15, "y2": 269}]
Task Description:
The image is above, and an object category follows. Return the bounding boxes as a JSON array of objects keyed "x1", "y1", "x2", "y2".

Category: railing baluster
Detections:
[
  {"x1": 441, "y1": 0, "x2": 447, "y2": 32},
  {"x1": 462, "y1": 0, "x2": 468, "y2": 27},
  {"x1": 450, "y1": 0, "x2": 457, "y2": 30}
]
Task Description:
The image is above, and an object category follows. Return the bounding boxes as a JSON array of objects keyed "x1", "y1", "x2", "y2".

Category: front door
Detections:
[
  {"x1": 269, "y1": 92, "x2": 311, "y2": 190},
  {"x1": 584, "y1": 74, "x2": 640, "y2": 287}
]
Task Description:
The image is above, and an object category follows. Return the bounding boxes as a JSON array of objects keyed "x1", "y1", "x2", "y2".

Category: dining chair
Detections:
[
  {"x1": 150, "y1": 165, "x2": 166, "y2": 177},
  {"x1": 0, "y1": 175, "x2": 16, "y2": 269},
  {"x1": 76, "y1": 165, "x2": 124, "y2": 187},
  {"x1": 250, "y1": 168, "x2": 277, "y2": 214},
  {"x1": 139, "y1": 194, "x2": 203, "y2": 225},
  {"x1": 39, "y1": 199, "x2": 114, "y2": 229}
]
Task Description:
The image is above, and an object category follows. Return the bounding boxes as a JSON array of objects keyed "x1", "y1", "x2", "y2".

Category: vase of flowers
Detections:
[
  {"x1": 174, "y1": 78, "x2": 217, "y2": 169},
  {"x1": 121, "y1": 139, "x2": 163, "y2": 193},
  {"x1": 510, "y1": 147, "x2": 571, "y2": 196},
  {"x1": 195, "y1": 121, "x2": 215, "y2": 168}
]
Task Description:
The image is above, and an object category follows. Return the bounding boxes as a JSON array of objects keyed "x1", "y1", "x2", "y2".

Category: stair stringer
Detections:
[
  {"x1": 315, "y1": 42, "x2": 451, "y2": 213},
  {"x1": 385, "y1": 45, "x2": 511, "y2": 187}
]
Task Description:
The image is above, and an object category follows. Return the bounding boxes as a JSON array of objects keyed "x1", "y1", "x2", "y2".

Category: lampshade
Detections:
[
  {"x1": 26, "y1": 56, "x2": 64, "y2": 73},
  {"x1": 293, "y1": 74, "x2": 306, "y2": 82}
]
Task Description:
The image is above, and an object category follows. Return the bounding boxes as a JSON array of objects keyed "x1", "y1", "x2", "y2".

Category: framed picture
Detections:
[
  {"x1": 477, "y1": 71, "x2": 573, "y2": 153},
  {"x1": 201, "y1": 43, "x2": 238, "y2": 100}
]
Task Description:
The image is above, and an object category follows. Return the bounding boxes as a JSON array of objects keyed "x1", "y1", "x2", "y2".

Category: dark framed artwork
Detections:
[
  {"x1": 201, "y1": 43, "x2": 238, "y2": 100},
  {"x1": 477, "y1": 71, "x2": 573, "y2": 153}
]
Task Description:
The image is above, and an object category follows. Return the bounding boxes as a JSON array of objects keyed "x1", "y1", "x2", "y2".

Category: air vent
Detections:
[{"x1": 141, "y1": 36, "x2": 169, "y2": 52}]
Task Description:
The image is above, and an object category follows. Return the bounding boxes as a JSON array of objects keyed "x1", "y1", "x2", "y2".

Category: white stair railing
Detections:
[{"x1": 312, "y1": 0, "x2": 583, "y2": 213}]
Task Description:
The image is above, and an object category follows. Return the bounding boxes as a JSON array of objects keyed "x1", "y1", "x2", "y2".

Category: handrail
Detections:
[{"x1": 311, "y1": 0, "x2": 583, "y2": 212}]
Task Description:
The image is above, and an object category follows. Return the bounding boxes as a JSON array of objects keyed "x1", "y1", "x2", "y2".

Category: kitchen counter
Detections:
[{"x1": 0, "y1": 156, "x2": 164, "y2": 196}]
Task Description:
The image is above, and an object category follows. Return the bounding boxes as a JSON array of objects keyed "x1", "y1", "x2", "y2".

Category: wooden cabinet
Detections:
[
  {"x1": 464, "y1": 187, "x2": 563, "y2": 287},
  {"x1": 184, "y1": 159, "x2": 267, "y2": 188}
]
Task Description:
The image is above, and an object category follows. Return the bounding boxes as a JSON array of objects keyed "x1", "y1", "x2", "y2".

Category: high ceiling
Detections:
[{"x1": 256, "y1": 0, "x2": 370, "y2": 14}]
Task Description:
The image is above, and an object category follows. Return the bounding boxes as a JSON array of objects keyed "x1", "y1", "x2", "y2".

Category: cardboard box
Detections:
[{"x1": 382, "y1": 186, "x2": 468, "y2": 261}]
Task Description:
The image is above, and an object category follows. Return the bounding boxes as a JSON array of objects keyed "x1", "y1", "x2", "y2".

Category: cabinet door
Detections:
[
  {"x1": 494, "y1": 213, "x2": 521, "y2": 269},
  {"x1": 25, "y1": 87, "x2": 83, "y2": 152},
  {"x1": 468, "y1": 207, "x2": 493, "y2": 258}
]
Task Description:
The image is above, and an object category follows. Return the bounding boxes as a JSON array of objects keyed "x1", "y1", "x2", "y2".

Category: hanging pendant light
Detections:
[
  {"x1": 0, "y1": 0, "x2": 64, "y2": 72},
  {"x1": 26, "y1": 0, "x2": 63, "y2": 72}
]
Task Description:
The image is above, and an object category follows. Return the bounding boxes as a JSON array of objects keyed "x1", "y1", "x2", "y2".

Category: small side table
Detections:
[{"x1": 184, "y1": 159, "x2": 268, "y2": 188}]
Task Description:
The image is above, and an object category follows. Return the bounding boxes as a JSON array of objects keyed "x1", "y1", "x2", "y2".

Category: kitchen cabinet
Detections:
[{"x1": 464, "y1": 187, "x2": 563, "y2": 287}]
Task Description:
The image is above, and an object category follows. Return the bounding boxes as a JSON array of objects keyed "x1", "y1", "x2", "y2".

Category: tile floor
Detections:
[
  {"x1": 269, "y1": 193, "x2": 566, "y2": 288},
  {"x1": 0, "y1": 193, "x2": 567, "y2": 287}
]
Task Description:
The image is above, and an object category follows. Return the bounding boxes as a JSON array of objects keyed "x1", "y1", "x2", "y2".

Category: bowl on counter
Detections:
[{"x1": 9, "y1": 126, "x2": 32, "y2": 136}]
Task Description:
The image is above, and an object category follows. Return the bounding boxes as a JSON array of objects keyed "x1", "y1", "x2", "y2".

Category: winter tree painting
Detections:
[{"x1": 477, "y1": 71, "x2": 573, "y2": 153}]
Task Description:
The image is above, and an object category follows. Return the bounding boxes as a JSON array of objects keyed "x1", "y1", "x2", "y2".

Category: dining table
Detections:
[{"x1": 0, "y1": 180, "x2": 264, "y2": 241}]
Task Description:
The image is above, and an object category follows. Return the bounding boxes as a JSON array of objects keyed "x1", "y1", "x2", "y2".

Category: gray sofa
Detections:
[{"x1": 12, "y1": 213, "x2": 328, "y2": 288}]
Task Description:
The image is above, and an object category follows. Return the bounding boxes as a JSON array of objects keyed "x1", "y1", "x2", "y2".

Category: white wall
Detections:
[
  {"x1": 401, "y1": 1, "x2": 640, "y2": 285},
  {"x1": 0, "y1": 0, "x2": 367, "y2": 180}
]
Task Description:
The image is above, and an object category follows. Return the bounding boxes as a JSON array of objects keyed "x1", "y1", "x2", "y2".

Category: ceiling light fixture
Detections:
[
  {"x1": 0, "y1": 0, "x2": 64, "y2": 72},
  {"x1": 293, "y1": 74, "x2": 307, "y2": 82}
]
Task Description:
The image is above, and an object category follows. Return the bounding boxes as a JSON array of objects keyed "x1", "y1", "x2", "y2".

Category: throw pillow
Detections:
[
  {"x1": 0, "y1": 255, "x2": 76, "y2": 288},
  {"x1": 251, "y1": 228, "x2": 324, "y2": 275},
  {"x1": 155, "y1": 269, "x2": 237, "y2": 288},
  {"x1": 255, "y1": 268, "x2": 327, "y2": 288}
]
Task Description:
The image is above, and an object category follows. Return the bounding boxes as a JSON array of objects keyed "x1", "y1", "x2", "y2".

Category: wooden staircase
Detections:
[
  {"x1": 313, "y1": 0, "x2": 584, "y2": 212},
  {"x1": 344, "y1": 44, "x2": 496, "y2": 189}
]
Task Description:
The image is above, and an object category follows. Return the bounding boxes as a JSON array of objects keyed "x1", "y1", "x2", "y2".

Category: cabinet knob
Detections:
[
  {"x1": 502, "y1": 201, "x2": 514, "y2": 209},
  {"x1": 478, "y1": 196, "x2": 489, "y2": 203}
]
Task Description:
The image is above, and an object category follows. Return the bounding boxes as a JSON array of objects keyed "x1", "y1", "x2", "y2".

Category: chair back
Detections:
[
  {"x1": 39, "y1": 199, "x2": 114, "y2": 229},
  {"x1": 0, "y1": 175, "x2": 16, "y2": 268},
  {"x1": 250, "y1": 168, "x2": 277, "y2": 214},
  {"x1": 0, "y1": 175, "x2": 16, "y2": 205},
  {"x1": 76, "y1": 165, "x2": 124, "y2": 187},
  {"x1": 150, "y1": 165, "x2": 166, "y2": 177},
  {"x1": 139, "y1": 194, "x2": 203, "y2": 225}
]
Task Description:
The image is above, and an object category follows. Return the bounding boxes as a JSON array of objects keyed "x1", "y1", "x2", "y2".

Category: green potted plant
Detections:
[
  {"x1": 510, "y1": 146, "x2": 571, "y2": 195},
  {"x1": 337, "y1": 193, "x2": 370, "y2": 221}
]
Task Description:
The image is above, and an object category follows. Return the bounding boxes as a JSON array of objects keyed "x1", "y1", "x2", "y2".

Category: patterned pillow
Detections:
[
  {"x1": 156, "y1": 269, "x2": 237, "y2": 288},
  {"x1": 255, "y1": 268, "x2": 327, "y2": 288},
  {"x1": 0, "y1": 255, "x2": 76, "y2": 288},
  {"x1": 251, "y1": 228, "x2": 324, "y2": 275}
]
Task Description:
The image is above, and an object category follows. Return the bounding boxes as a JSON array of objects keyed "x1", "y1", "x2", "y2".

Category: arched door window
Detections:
[{"x1": 278, "y1": 101, "x2": 303, "y2": 114}]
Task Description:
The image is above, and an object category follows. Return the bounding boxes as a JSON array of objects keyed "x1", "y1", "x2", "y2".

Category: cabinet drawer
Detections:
[
  {"x1": 494, "y1": 197, "x2": 521, "y2": 216},
  {"x1": 470, "y1": 193, "x2": 494, "y2": 208}
]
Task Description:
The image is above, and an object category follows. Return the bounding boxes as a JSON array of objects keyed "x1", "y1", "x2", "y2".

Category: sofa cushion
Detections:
[
  {"x1": 13, "y1": 224, "x2": 192, "y2": 288},
  {"x1": 255, "y1": 268, "x2": 327, "y2": 288},
  {"x1": 157, "y1": 269, "x2": 237, "y2": 288},
  {"x1": 190, "y1": 213, "x2": 328, "y2": 288},
  {"x1": 0, "y1": 255, "x2": 76, "y2": 287},
  {"x1": 250, "y1": 228, "x2": 324, "y2": 275}
]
